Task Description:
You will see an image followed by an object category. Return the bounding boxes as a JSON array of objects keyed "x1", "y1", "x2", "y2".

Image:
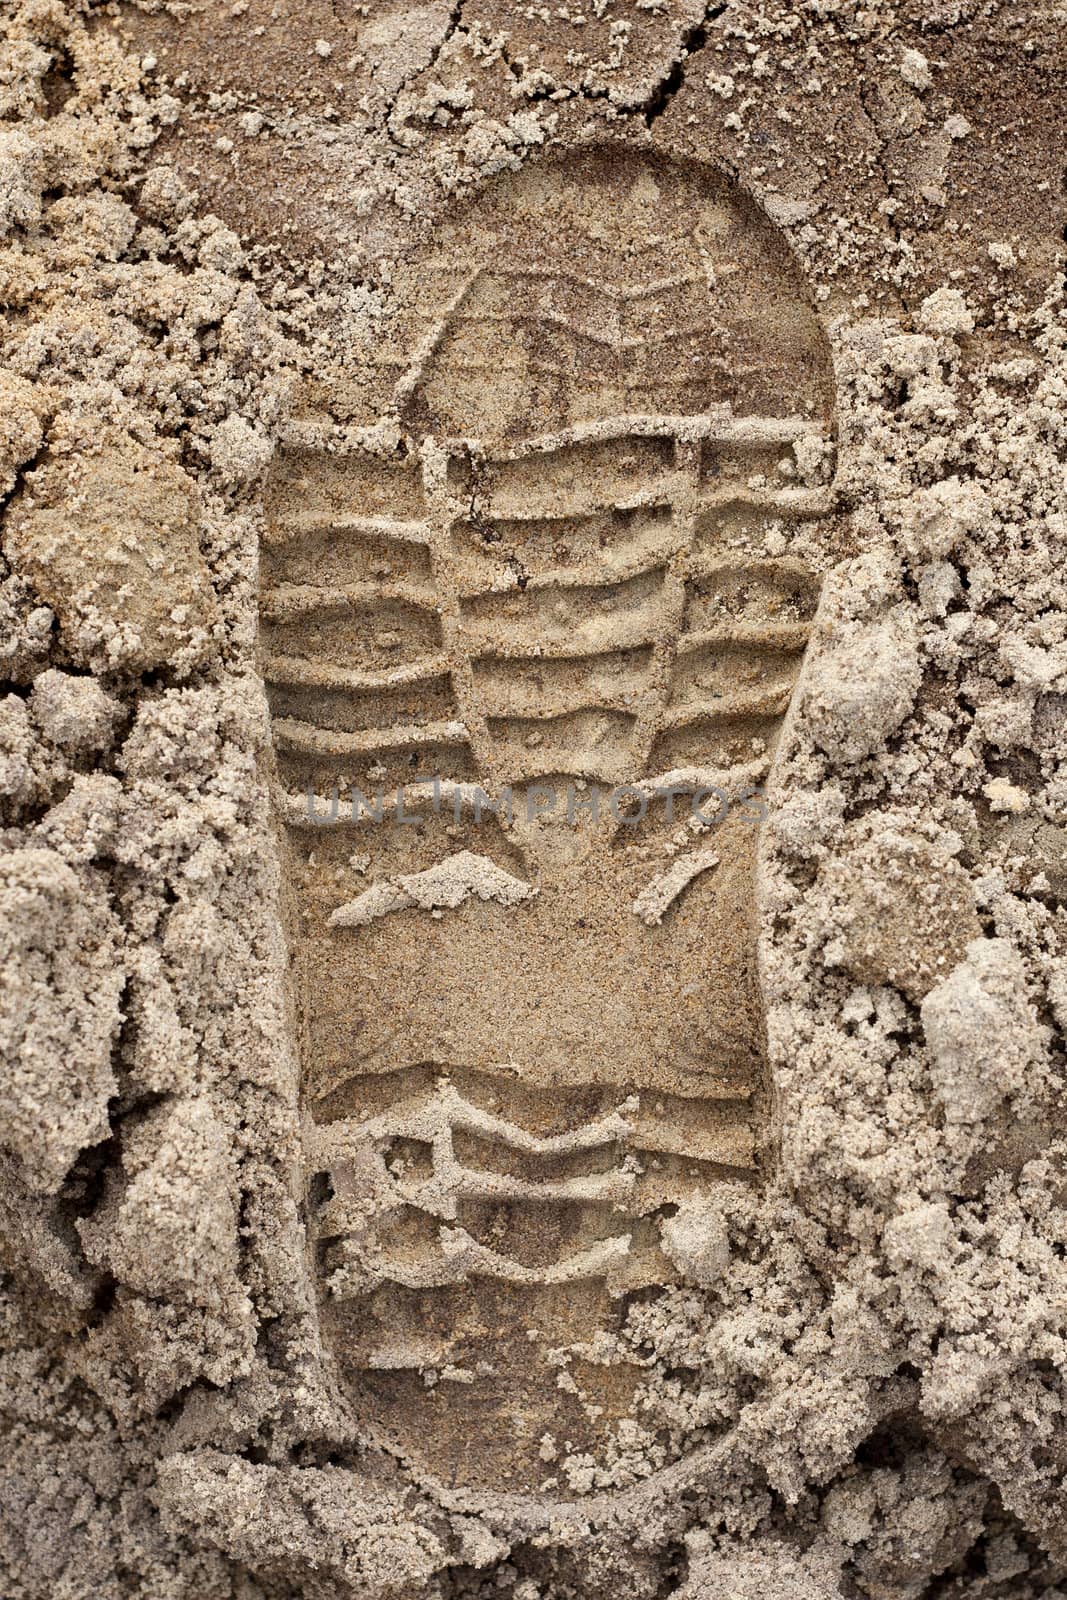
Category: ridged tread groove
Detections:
[{"x1": 260, "y1": 423, "x2": 825, "y2": 1294}]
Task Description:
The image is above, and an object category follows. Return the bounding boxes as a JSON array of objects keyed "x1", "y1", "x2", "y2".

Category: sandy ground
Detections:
[{"x1": 1, "y1": 0, "x2": 1066, "y2": 1595}]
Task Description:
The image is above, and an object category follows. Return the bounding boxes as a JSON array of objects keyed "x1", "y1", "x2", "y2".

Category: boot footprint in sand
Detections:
[{"x1": 259, "y1": 147, "x2": 843, "y2": 1499}]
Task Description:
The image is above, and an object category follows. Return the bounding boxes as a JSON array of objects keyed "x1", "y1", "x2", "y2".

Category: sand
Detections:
[{"x1": 0, "y1": 0, "x2": 1066, "y2": 1595}]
